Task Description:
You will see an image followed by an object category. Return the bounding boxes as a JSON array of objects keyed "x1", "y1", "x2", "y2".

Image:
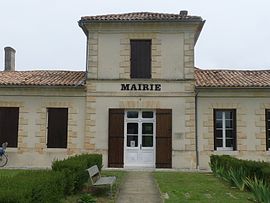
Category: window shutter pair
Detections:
[{"x1": 108, "y1": 109, "x2": 172, "y2": 168}]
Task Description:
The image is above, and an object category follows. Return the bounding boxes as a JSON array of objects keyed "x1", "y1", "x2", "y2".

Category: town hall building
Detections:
[{"x1": 1, "y1": 11, "x2": 270, "y2": 170}]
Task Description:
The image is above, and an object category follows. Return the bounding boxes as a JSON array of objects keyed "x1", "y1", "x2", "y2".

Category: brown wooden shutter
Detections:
[
  {"x1": 0, "y1": 107, "x2": 19, "y2": 147},
  {"x1": 156, "y1": 109, "x2": 172, "y2": 168},
  {"x1": 130, "y1": 40, "x2": 151, "y2": 78},
  {"x1": 47, "y1": 108, "x2": 68, "y2": 148},
  {"x1": 108, "y1": 109, "x2": 124, "y2": 168}
]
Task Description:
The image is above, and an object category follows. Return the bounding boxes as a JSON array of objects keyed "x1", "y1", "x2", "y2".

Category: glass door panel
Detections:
[
  {"x1": 142, "y1": 123, "x2": 153, "y2": 147},
  {"x1": 127, "y1": 123, "x2": 138, "y2": 147}
]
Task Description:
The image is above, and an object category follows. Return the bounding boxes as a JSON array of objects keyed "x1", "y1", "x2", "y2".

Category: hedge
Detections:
[
  {"x1": 210, "y1": 155, "x2": 270, "y2": 184},
  {"x1": 52, "y1": 153, "x2": 102, "y2": 194},
  {"x1": 0, "y1": 153, "x2": 102, "y2": 203},
  {"x1": 210, "y1": 155, "x2": 270, "y2": 202},
  {"x1": 0, "y1": 170, "x2": 66, "y2": 203}
]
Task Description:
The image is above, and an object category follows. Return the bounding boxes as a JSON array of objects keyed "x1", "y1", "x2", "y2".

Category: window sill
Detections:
[
  {"x1": 6, "y1": 148, "x2": 18, "y2": 153},
  {"x1": 45, "y1": 148, "x2": 67, "y2": 153},
  {"x1": 216, "y1": 147, "x2": 233, "y2": 151},
  {"x1": 213, "y1": 150, "x2": 239, "y2": 156}
]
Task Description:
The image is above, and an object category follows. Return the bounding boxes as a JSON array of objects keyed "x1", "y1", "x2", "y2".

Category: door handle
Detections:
[{"x1": 140, "y1": 144, "x2": 142, "y2": 150}]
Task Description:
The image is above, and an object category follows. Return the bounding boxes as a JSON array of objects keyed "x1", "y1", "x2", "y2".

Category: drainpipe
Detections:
[
  {"x1": 195, "y1": 89, "x2": 199, "y2": 169},
  {"x1": 85, "y1": 31, "x2": 89, "y2": 78}
]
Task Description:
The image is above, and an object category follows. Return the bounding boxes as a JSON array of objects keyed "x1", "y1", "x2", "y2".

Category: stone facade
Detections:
[
  {"x1": 197, "y1": 89, "x2": 270, "y2": 170},
  {"x1": 0, "y1": 87, "x2": 86, "y2": 168}
]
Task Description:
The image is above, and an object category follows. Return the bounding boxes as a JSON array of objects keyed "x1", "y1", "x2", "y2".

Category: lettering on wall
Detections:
[{"x1": 121, "y1": 83, "x2": 161, "y2": 91}]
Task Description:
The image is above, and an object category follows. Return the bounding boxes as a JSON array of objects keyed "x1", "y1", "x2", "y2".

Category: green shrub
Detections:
[
  {"x1": 29, "y1": 171, "x2": 66, "y2": 203},
  {"x1": 244, "y1": 177, "x2": 270, "y2": 203},
  {"x1": 210, "y1": 155, "x2": 270, "y2": 202},
  {"x1": 227, "y1": 167, "x2": 247, "y2": 191},
  {"x1": 52, "y1": 154, "x2": 102, "y2": 194},
  {"x1": 0, "y1": 154, "x2": 102, "y2": 202},
  {"x1": 0, "y1": 178, "x2": 28, "y2": 203},
  {"x1": 77, "y1": 193, "x2": 96, "y2": 203},
  {"x1": 210, "y1": 155, "x2": 270, "y2": 185},
  {"x1": 0, "y1": 170, "x2": 66, "y2": 203}
]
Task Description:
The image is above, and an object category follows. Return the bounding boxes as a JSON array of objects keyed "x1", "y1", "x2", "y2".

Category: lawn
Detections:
[{"x1": 154, "y1": 172, "x2": 254, "y2": 203}]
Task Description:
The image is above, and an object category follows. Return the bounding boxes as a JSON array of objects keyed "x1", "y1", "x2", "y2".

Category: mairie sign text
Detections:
[{"x1": 121, "y1": 83, "x2": 161, "y2": 91}]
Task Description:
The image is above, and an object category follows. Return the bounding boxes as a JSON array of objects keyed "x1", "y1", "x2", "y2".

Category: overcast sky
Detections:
[{"x1": 0, "y1": 0, "x2": 270, "y2": 71}]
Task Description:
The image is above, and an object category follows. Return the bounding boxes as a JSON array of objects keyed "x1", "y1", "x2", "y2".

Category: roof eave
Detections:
[
  {"x1": 0, "y1": 84, "x2": 86, "y2": 88},
  {"x1": 195, "y1": 86, "x2": 270, "y2": 89},
  {"x1": 194, "y1": 20, "x2": 205, "y2": 45},
  {"x1": 78, "y1": 18, "x2": 203, "y2": 24},
  {"x1": 78, "y1": 20, "x2": 89, "y2": 36}
]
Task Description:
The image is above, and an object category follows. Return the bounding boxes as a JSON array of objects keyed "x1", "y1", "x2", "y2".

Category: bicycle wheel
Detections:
[{"x1": 0, "y1": 154, "x2": 8, "y2": 167}]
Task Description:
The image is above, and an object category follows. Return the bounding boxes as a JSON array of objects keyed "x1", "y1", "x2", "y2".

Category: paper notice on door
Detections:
[{"x1": 130, "y1": 141, "x2": 135, "y2": 147}]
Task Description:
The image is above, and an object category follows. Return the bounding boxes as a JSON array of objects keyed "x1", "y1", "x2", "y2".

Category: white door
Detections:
[{"x1": 124, "y1": 110, "x2": 155, "y2": 167}]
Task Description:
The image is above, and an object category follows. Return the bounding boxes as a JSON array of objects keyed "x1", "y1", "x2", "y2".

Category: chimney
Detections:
[
  {"x1": 4, "y1": 47, "x2": 16, "y2": 71},
  {"x1": 179, "y1": 10, "x2": 188, "y2": 17}
]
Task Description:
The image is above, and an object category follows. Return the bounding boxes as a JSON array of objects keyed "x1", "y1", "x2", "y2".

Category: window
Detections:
[
  {"x1": 214, "y1": 109, "x2": 236, "y2": 150},
  {"x1": 266, "y1": 110, "x2": 270, "y2": 150},
  {"x1": 0, "y1": 107, "x2": 19, "y2": 148},
  {"x1": 47, "y1": 108, "x2": 68, "y2": 148},
  {"x1": 130, "y1": 40, "x2": 151, "y2": 78}
]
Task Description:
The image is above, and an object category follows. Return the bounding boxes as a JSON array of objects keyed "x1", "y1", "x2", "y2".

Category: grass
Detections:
[
  {"x1": 154, "y1": 172, "x2": 254, "y2": 203},
  {"x1": 62, "y1": 170, "x2": 126, "y2": 203},
  {"x1": 0, "y1": 169, "x2": 25, "y2": 177},
  {"x1": 3, "y1": 169, "x2": 253, "y2": 202}
]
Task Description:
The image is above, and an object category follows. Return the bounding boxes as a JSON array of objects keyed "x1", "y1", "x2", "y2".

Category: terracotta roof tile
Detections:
[
  {"x1": 0, "y1": 71, "x2": 86, "y2": 87},
  {"x1": 2, "y1": 69, "x2": 269, "y2": 88},
  {"x1": 80, "y1": 12, "x2": 202, "y2": 23},
  {"x1": 195, "y1": 68, "x2": 270, "y2": 88}
]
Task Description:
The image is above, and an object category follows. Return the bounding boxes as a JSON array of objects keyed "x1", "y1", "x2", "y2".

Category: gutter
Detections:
[
  {"x1": 196, "y1": 86, "x2": 270, "y2": 90},
  {"x1": 78, "y1": 20, "x2": 89, "y2": 36},
  {"x1": 78, "y1": 19, "x2": 203, "y2": 24},
  {"x1": 0, "y1": 84, "x2": 86, "y2": 89},
  {"x1": 195, "y1": 89, "x2": 199, "y2": 169},
  {"x1": 85, "y1": 29, "x2": 89, "y2": 77}
]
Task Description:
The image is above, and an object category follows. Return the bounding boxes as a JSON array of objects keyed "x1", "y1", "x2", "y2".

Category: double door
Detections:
[{"x1": 124, "y1": 110, "x2": 155, "y2": 167}]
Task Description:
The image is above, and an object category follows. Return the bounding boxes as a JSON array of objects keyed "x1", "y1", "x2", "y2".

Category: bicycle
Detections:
[{"x1": 0, "y1": 142, "x2": 8, "y2": 167}]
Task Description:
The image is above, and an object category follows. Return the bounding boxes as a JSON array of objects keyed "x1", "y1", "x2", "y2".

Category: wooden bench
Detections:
[{"x1": 86, "y1": 165, "x2": 116, "y2": 197}]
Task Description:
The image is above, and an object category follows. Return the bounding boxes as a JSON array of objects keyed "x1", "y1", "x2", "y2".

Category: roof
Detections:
[
  {"x1": 1, "y1": 68, "x2": 270, "y2": 88},
  {"x1": 0, "y1": 70, "x2": 86, "y2": 87},
  {"x1": 195, "y1": 68, "x2": 270, "y2": 88},
  {"x1": 79, "y1": 11, "x2": 203, "y2": 23}
]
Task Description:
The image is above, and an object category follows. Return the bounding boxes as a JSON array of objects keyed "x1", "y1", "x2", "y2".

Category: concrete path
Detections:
[{"x1": 116, "y1": 171, "x2": 163, "y2": 203}]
